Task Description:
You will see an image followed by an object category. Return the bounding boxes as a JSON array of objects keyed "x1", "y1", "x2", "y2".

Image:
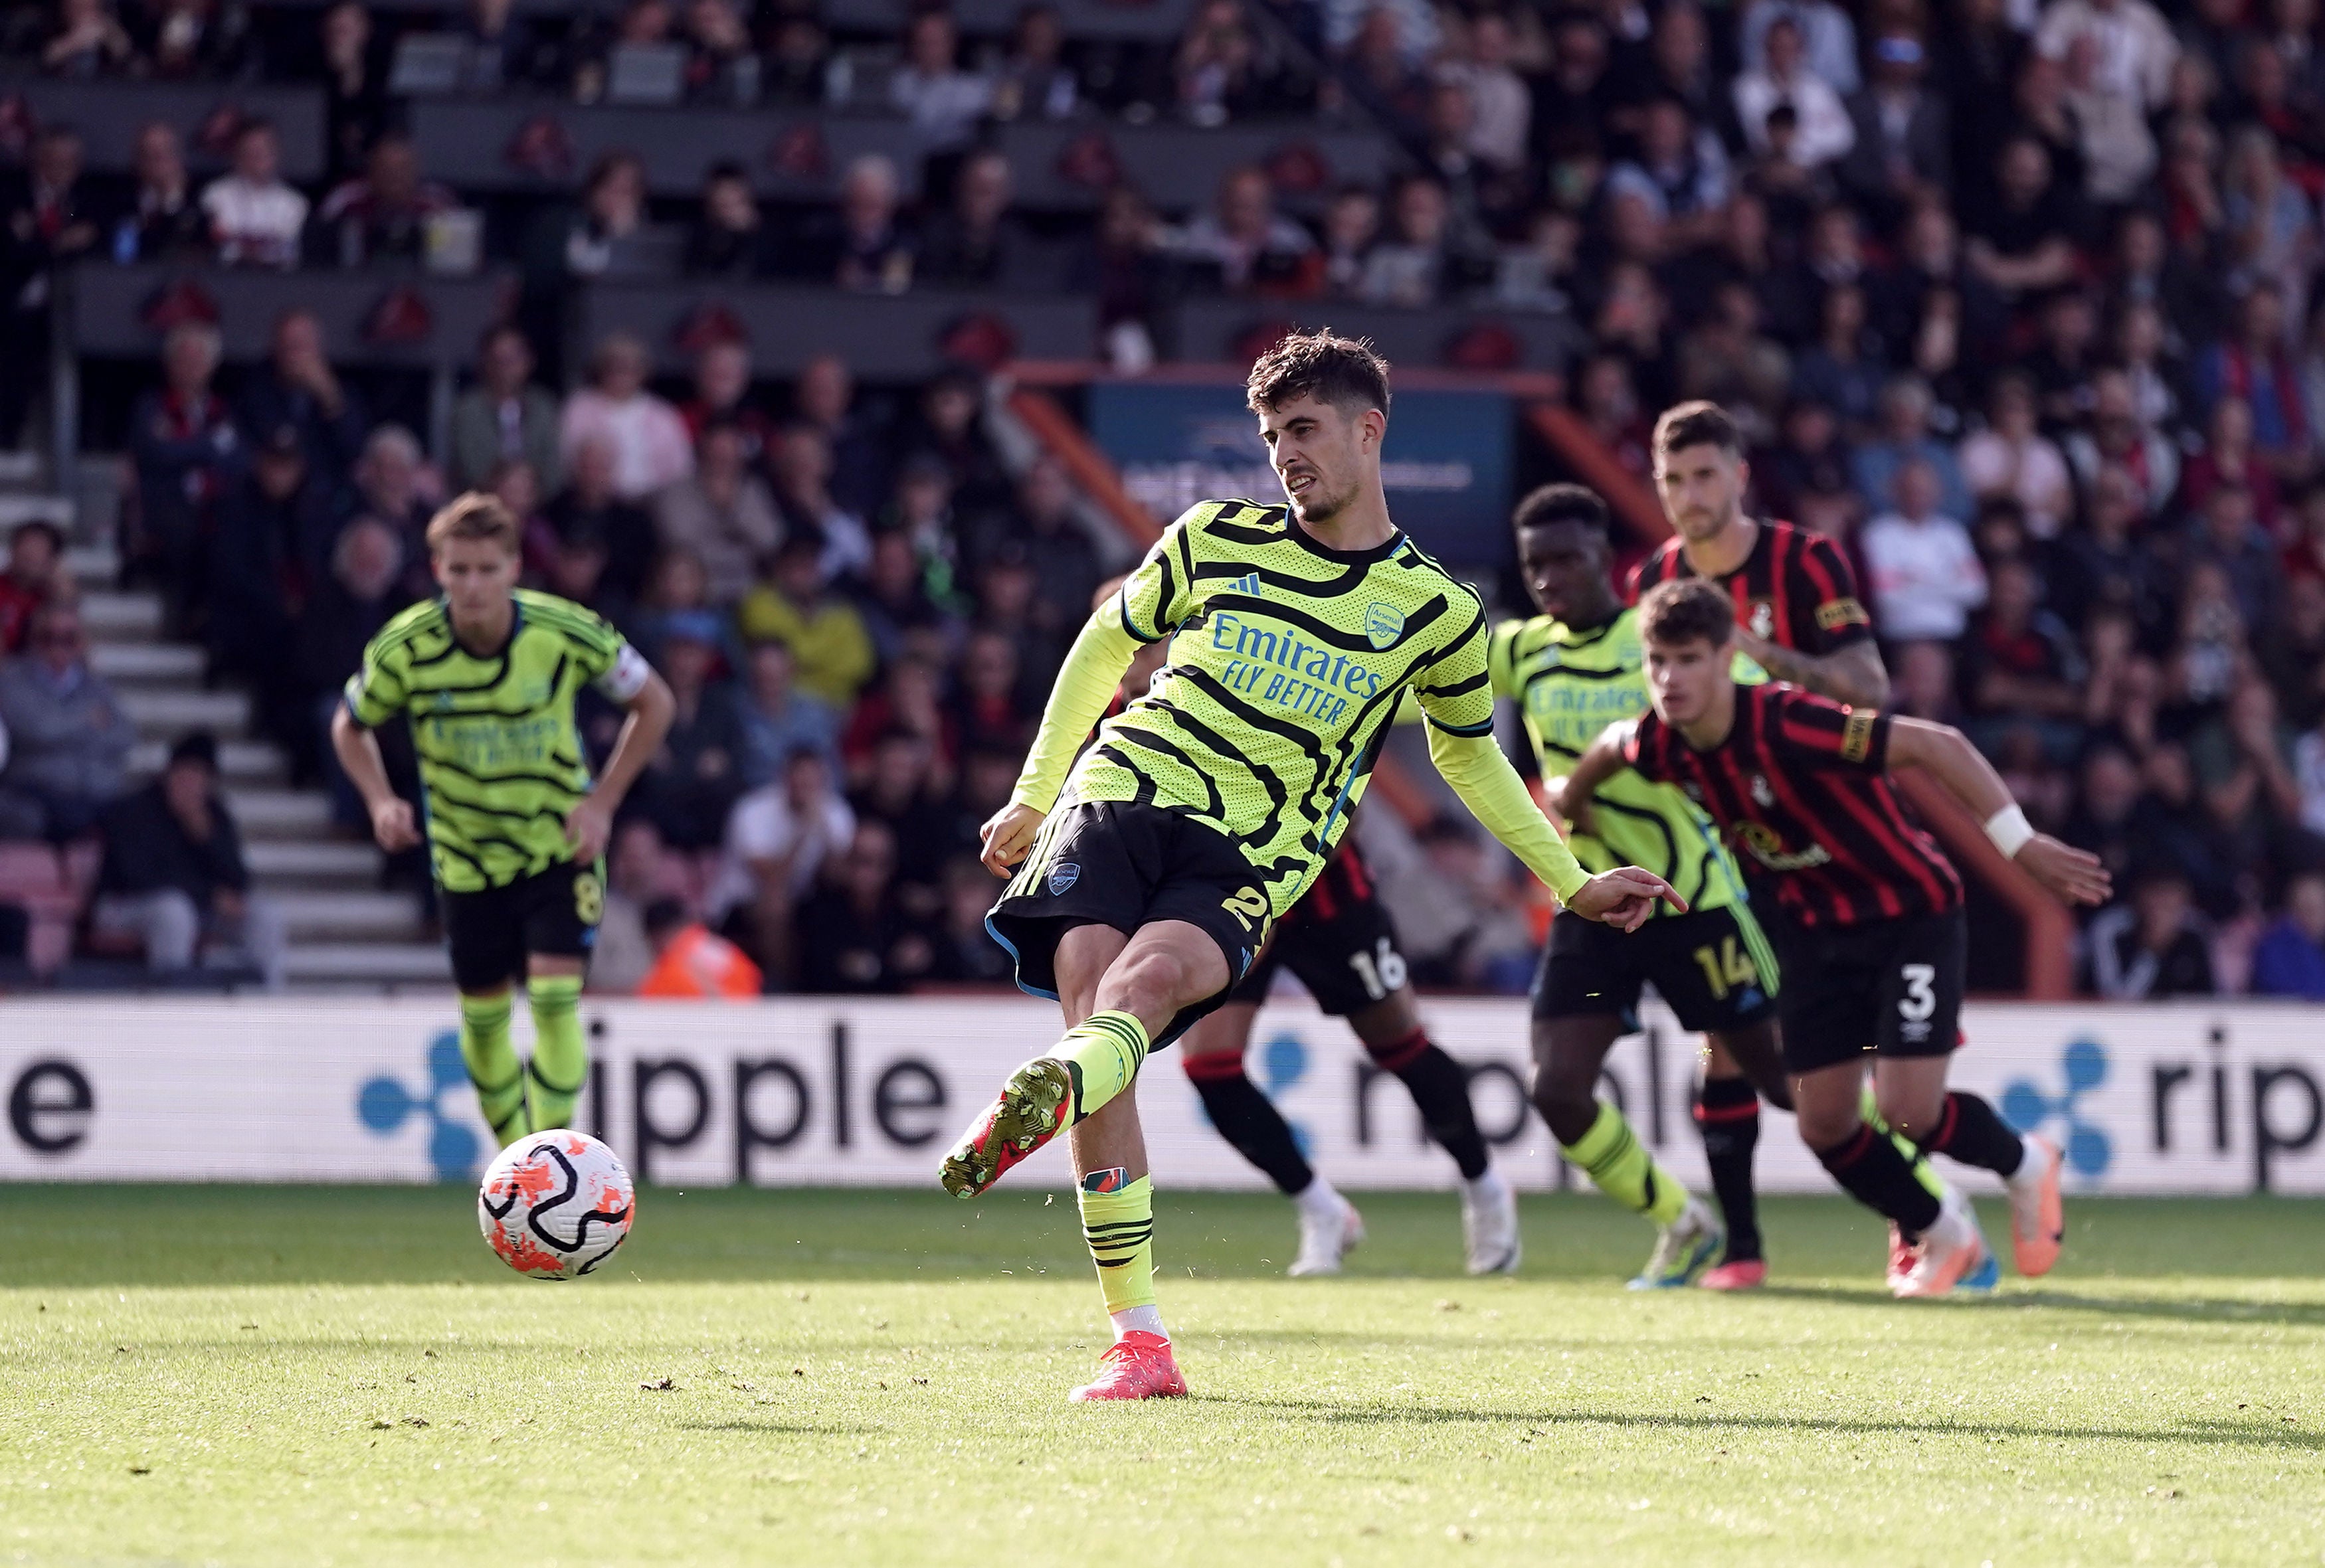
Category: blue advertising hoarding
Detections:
[{"x1": 1087, "y1": 382, "x2": 1513, "y2": 566}]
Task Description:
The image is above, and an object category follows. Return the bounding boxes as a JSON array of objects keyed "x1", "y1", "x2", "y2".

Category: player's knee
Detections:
[
  {"x1": 1527, "y1": 1059, "x2": 1598, "y2": 1144},
  {"x1": 1794, "y1": 1098, "x2": 1862, "y2": 1151},
  {"x1": 1875, "y1": 1087, "x2": 1941, "y2": 1144},
  {"x1": 1111, "y1": 945, "x2": 1204, "y2": 1018}
]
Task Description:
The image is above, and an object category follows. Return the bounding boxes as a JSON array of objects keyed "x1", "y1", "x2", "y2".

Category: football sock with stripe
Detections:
[
  {"x1": 1079, "y1": 1168, "x2": 1164, "y2": 1340},
  {"x1": 1914, "y1": 1091, "x2": 2026, "y2": 1179},
  {"x1": 1562, "y1": 1101, "x2": 1689, "y2": 1227},
  {"x1": 1369, "y1": 1028, "x2": 1491, "y2": 1180},
  {"x1": 525, "y1": 974, "x2": 587, "y2": 1131},
  {"x1": 1814, "y1": 1120, "x2": 1944, "y2": 1233},
  {"x1": 1184, "y1": 1056, "x2": 1315, "y2": 1194},
  {"x1": 1054, "y1": 1010, "x2": 1151, "y2": 1125},
  {"x1": 458, "y1": 991, "x2": 529, "y2": 1148},
  {"x1": 1694, "y1": 1075, "x2": 1764, "y2": 1264}
]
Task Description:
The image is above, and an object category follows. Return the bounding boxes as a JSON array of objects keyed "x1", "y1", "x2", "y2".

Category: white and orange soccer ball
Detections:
[{"x1": 476, "y1": 1130, "x2": 636, "y2": 1279}]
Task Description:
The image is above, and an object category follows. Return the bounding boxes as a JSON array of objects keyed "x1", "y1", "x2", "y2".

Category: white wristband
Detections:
[{"x1": 1983, "y1": 804, "x2": 2035, "y2": 859}]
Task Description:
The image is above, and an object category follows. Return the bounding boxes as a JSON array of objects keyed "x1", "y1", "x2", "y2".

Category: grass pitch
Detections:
[{"x1": 6, "y1": 1185, "x2": 2324, "y2": 1567}]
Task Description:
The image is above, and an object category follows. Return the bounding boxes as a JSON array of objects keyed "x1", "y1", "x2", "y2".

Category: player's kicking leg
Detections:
[
  {"x1": 943, "y1": 918, "x2": 1227, "y2": 1400},
  {"x1": 1874, "y1": 1053, "x2": 2061, "y2": 1278},
  {"x1": 1181, "y1": 1002, "x2": 1367, "y2": 1277}
]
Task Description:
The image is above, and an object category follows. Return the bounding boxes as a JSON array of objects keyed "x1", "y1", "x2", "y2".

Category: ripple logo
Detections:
[
  {"x1": 2001, "y1": 1038, "x2": 2111, "y2": 1180},
  {"x1": 357, "y1": 1032, "x2": 483, "y2": 1181}
]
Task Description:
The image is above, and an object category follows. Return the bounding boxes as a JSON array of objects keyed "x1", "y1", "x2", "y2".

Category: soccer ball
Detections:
[{"x1": 477, "y1": 1130, "x2": 636, "y2": 1279}]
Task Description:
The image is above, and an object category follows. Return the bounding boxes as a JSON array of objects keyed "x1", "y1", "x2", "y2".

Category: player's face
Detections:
[
  {"x1": 1258, "y1": 393, "x2": 1380, "y2": 525},
  {"x1": 1516, "y1": 521, "x2": 1610, "y2": 624},
  {"x1": 1655, "y1": 442, "x2": 1746, "y2": 543},
  {"x1": 1643, "y1": 633, "x2": 1731, "y2": 727},
  {"x1": 433, "y1": 536, "x2": 521, "y2": 622}
]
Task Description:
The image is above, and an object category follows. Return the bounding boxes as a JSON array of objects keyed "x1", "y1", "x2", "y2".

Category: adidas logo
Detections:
[{"x1": 1226, "y1": 572, "x2": 1263, "y2": 598}]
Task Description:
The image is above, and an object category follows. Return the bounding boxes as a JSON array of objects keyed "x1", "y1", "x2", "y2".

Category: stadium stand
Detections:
[{"x1": 0, "y1": 0, "x2": 2320, "y2": 1004}]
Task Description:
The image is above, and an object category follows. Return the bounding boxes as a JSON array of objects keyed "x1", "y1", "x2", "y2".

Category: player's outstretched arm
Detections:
[
  {"x1": 978, "y1": 602, "x2": 1144, "y2": 875},
  {"x1": 1426, "y1": 723, "x2": 1684, "y2": 931},
  {"x1": 1887, "y1": 717, "x2": 2112, "y2": 906},
  {"x1": 567, "y1": 667, "x2": 676, "y2": 863}
]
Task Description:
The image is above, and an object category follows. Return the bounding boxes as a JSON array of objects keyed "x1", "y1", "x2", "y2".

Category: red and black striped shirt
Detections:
[
  {"x1": 1280, "y1": 833, "x2": 1376, "y2": 929},
  {"x1": 1628, "y1": 518, "x2": 1873, "y2": 654},
  {"x1": 1624, "y1": 684, "x2": 1962, "y2": 928}
]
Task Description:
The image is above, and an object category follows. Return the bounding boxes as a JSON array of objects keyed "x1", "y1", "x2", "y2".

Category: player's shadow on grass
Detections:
[
  {"x1": 1751, "y1": 1282, "x2": 2325, "y2": 1330},
  {"x1": 1212, "y1": 1398, "x2": 2325, "y2": 1452},
  {"x1": 674, "y1": 1421, "x2": 879, "y2": 1436}
]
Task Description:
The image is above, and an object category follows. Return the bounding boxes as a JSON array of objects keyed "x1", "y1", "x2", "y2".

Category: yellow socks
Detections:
[
  {"x1": 525, "y1": 974, "x2": 587, "y2": 1131},
  {"x1": 1055, "y1": 1010, "x2": 1150, "y2": 1125},
  {"x1": 1563, "y1": 1101, "x2": 1689, "y2": 1227},
  {"x1": 1079, "y1": 1168, "x2": 1163, "y2": 1337},
  {"x1": 459, "y1": 992, "x2": 529, "y2": 1148}
]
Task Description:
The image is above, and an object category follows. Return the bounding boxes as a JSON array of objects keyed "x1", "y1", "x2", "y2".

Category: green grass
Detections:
[{"x1": 6, "y1": 1186, "x2": 2324, "y2": 1567}]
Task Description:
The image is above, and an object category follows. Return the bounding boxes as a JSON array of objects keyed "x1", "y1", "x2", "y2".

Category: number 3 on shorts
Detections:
[
  {"x1": 1220, "y1": 885, "x2": 1268, "y2": 932},
  {"x1": 574, "y1": 871, "x2": 604, "y2": 926},
  {"x1": 1898, "y1": 962, "x2": 1936, "y2": 1021}
]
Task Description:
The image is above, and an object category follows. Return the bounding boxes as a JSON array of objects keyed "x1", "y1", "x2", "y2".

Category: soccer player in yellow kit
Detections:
[{"x1": 939, "y1": 332, "x2": 1681, "y2": 1402}]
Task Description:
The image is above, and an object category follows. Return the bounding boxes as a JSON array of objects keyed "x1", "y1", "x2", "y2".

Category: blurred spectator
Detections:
[
  {"x1": 456, "y1": 0, "x2": 551, "y2": 91},
  {"x1": 2187, "y1": 481, "x2": 2280, "y2": 632},
  {"x1": 1605, "y1": 96, "x2": 1730, "y2": 251},
  {"x1": 315, "y1": 135, "x2": 456, "y2": 269},
  {"x1": 0, "y1": 520, "x2": 64, "y2": 653},
  {"x1": 889, "y1": 9, "x2": 994, "y2": 153},
  {"x1": 201, "y1": 120, "x2": 308, "y2": 271},
  {"x1": 735, "y1": 638, "x2": 840, "y2": 786},
  {"x1": 0, "y1": 126, "x2": 98, "y2": 441},
  {"x1": 318, "y1": 1, "x2": 387, "y2": 179},
  {"x1": 560, "y1": 333, "x2": 694, "y2": 499},
  {"x1": 1738, "y1": 0, "x2": 1858, "y2": 96},
  {"x1": 1964, "y1": 137, "x2": 2080, "y2": 302},
  {"x1": 928, "y1": 854, "x2": 1012, "y2": 982},
  {"x1": 793, "y1": 353, "x2": 886, "y2": 520},
  {"x1": 947, "y1": 627, "x2": 1031, "y2": 752},
  {"x1": 737, "y1": 536, "x2": 876, "y2": 709},
  {"x1": 1861, "y1": 457, "x2": 1986, "y2": 644},
  {"x1": 1009, "y1": 456, "x2": 1100, "y2": 636},
  {"x1": 1173, "y1": 165, "x2": 1315, "y2": 295},
  {"x1": 1071, "y1": 184, "x2": 1170, "y2": 372},
  {"x1": 2181, "y1": 396, "x2": 2283, "y2": 538},
  {"x1": 1851, "y1": 375, "x2": 1970, "y2": 522},
  {"x1": 803, "y1": 153, "x2": 915, "y2": 294},
  {"x1": 236, "y1": 310, "x2": 368, "y2": 493},
  {"x1": 89, "y1": 733, "x2": 284, "y2": 989},
  {"x1": 557, "y1": 153, "x2": 650, "y2": 279},
  {"x1": 636, "y1": 896, "x2": 763, "y2": 996},
  {"x1": 111, "y1": 122, "x2": 207, "y2": 263},
  {"x1": 769, "y1": 422, "x2": 873, "y2": 580},
  {"x1": 1838, "y1": 31, "x2": 1949, "y2": 226},
  {"x1": 677, "y1": 0, "x2": 753, "y2": 101},
  {"x1": 1790, "y1": 282, "x2": 1883, "y2": 434},
  {"x1": 920, "y1": 149, "x2": 1034, "y2": 289},
  {"x1": 684, "y1": 160, "x2": 769, "y2": 278},
  {"x1": 991, "y1": 3, "x2": 1078, "y2": 122},
  {"x1": 709, "y1": 746, "x2": 855, "y2": 984},
  {"x1": 634, "y1": 614, "x2": 747, "y2": 849},
  {"x1": 1960, "y1": 373, "x2": 2075, "y2": 537},
  {"x1": 1175, "y1": 0, "x2": 1261, "y2": 126},
  {"x1": 2065, "y1": 369, "x2": 2181, "y2": 519},
  {"x1": 1449, "y1": 9, "x2": 1528, "y2": 172},
  {"x1": 881, "y1": 454, "x2": 963, "y2": 605},
  {"x1": 589, "y1": 818, "x2": 669, "y2": 993},
  {"x1": 2034, "y1": 0, "x2": 2178, "y2": 205},
  {"x1": 1379, "y1": 814, "x2": 1534, "y2": 990},
  {"x1": 2261, "y1": 572, "x2": 2325, "y2": 731},
  {"x1": 128, "y1": 320, "x2": 239, "y2": 612},
  {"x1": 296, "y1": 515, "x2": 412, "y2": 798},
  {"x1": 211, "y1": 426, "x2": 335, "y2": 742},
  {"x1": 541, "y1": 436, "x2": 657, "y2": 604},
  {"x1": 852, "y1": 533, "x2": 955, "y2": 669},
  {"x1": 0, "y1": 601, "x2": 132, "y2": 841},
  {"x1": 849, "y1": 725, "x2": 953, "y2": 903},
  {"x1": 43, "y1": 0, "x2": 134, "y2": 76},
  {"x1": 2087, "y1": 864, "x2": 2217, "y2": 998},
  {"x1": 1734, "y1": 16, "x2": 1853, "y2": 170},
  {"x1": 654, "y1": 422, "x2": 781, "y2": 606},
  {"x1": 345, "y1": 426, "x2": 432, "y2": 592},
  {"x1": 2250, "y1": 867, "x2": 2325, "y2": 998},
  {"x1": 762, "y1": 7, "x2": 828, "y2": 104},
  {"x1": 1958, "y1": 558, "x2": 2087, "y2": 757},
  {"x1": 450, "y1": 326, "x2": 563, "y2": 494},
  {"x1": 679, "y1": 340, "x2": 768, "y2": 459},
  {"x1": 2194, "y1": 282, "x2": 2312, "y2": 472},
  {"x1": 796, "y1": 819, "x2": 931, "y2": 993},
  {"x1": 1317, "y1": 184, "x2": 1380, "y2": 299},
  {"x1": 1358, "y1": 174, "x2": 1462, "y2": 307}
]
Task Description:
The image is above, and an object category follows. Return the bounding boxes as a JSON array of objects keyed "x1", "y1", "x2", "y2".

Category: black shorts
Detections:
[
  {"x1": 986, "y1": 800, "x2": 1269, "y2": 1049},
  {"x1": 441, "y1": 859, "x2": 603, "y2": 992},
  {"x1": 1531, "y1": 902, "x2": 1780, "y2": 1034},
  {"x1": 1225, "y1": 842, "x2": 1405, "y2": 1017},
  {"x1": 1764, "y1": 904, "x2": 1966, "y2": 1074}
]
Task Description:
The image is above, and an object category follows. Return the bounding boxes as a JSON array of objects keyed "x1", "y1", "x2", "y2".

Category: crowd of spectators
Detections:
[{"x1": 3, "y1": 0, "x2": 2325, "y2": 1000}]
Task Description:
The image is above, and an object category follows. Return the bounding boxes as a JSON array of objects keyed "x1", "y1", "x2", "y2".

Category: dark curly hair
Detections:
[{"x1": 1244, "y1": 329, "x2": 1392, "y2": 420}]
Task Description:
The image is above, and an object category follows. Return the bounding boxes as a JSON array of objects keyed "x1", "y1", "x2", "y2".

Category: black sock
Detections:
[
  {"x1": 1187, "y1": 1062, "x2": 1313, "y2": 1195},
  {"x1": 1374, "y1": 1031, "x2": 1490, "y2": 1180},
  {"x1": 1919, "y1": 1091, "x2": 2026, "y2": 1179},
  {"x1": 1693, "y1": 1076, "x2": 1763, "y2": 1264},
  {"x1": 1814, "y1": 1123, "x2": 1942, "y2": 1233}
]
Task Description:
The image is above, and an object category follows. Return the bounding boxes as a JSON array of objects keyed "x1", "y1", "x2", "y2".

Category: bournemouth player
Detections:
[
  {"x1": 944, "y1": 332, "x2": 1678, "y2": 1402},
  {"x1": 333, "y1": 494, "x2": 674, "y2": 1147},
  {"x1": 1493, "y1": 483, "x2": 1790, "y2": 1290},
  {"x1": 1181, "y1": 832, "x2": 1522, "y2": 1277},
  {"x1": 1095, "y1": 579, "x2": 1523, "y2": 1278},
  {"x1": 1562, "y1": 580, "x2": 2107, "y2": 1295},
  {"x1": 1628, "y1": 401, "x2": 1888, "y2": 1278}
]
